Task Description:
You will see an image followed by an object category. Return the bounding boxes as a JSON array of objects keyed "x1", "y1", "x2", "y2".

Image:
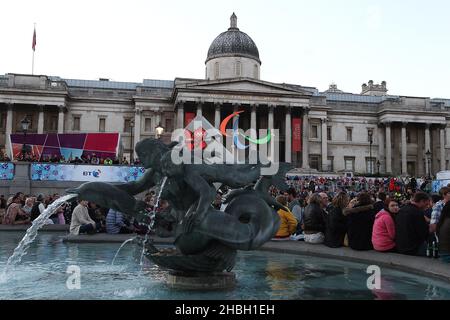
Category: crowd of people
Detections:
[
  {"x1": 269, "y1": 185, "x2": 449, "y2": 264},
  {"x1": 2, "y1": 151, "x2": 142, "y2": 166},
  {"x1": 0, "y1": 191, "x2": 165, "y2": 237},
  {"x1": 1, "y1": 174, "x2": 448, "y2": 264}
]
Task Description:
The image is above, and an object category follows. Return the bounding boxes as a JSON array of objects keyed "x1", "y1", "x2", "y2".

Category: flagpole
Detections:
[{"x1": 32, "y1": 23, "x2": 36, "y2": 75}]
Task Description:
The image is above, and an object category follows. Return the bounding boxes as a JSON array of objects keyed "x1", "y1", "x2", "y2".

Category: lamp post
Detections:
[
  {"x1": 368, "y1": 129, "x2": 373, "y2": 174},
  {"x1": 155, "y1": 123, "x2": 164, "y2": 139},
  {"x1": 425, "y1": 150, "x2": 432, "y2": 179},
  {"x1": 376, "y1": 160, "x2": 381, "y2": 176},
  {"x1": 20, "y1": 116, "x2": 31, "y2": 161},
  {"x1": 130, "y1": 119, "x2": 134, "y2": 163}
]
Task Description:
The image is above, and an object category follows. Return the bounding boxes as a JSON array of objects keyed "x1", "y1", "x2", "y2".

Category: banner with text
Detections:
[
  {"x1": 292, "y1": 118, "x2": 302, "y2": 152},
  {"x1": 31, "y1": 164, "x2": 145, "y2": 182}
]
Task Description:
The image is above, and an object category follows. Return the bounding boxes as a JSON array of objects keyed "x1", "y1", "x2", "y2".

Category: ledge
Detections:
[
  {"x1": 62, "y1": 234, "x2": 173, "y2": 244},
  {"x1": 3, "y1": 228, "x2": 448, "y2": 282},
  {"x1": 261, "y1": 241, "x2": 450, "y2": 282},
  {"x1": 0, "y1": 224, "x2": 69, "y2": 232}
]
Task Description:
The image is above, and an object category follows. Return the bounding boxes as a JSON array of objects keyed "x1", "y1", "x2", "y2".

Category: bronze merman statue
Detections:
[{"x1": 67, "y1": 138, "x2": 292, "y2": 274}]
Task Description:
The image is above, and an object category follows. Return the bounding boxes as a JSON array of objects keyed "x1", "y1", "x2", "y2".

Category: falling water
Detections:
[
  {"x1": 0, "y1": 194, "x2": 77, "y2": 282},
  {"x1": 138, "y1": 176, "x2": 168, "y2": 269},
  {"x1": 113, "y1": 177, "x2": 168, "y2": 267},
  {"x1": 111, "y1": 238, "x2": 135, "y2": 266}
]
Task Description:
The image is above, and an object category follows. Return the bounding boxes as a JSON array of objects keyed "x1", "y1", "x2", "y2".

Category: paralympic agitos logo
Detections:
[{"x1": 219, "y1": 111, "x2": 271, "y2": 150}]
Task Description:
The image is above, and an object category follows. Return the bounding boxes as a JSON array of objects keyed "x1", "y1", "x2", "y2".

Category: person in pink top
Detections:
[{"x1": 372, "y1": 200, "x2": 400, "y2": 252}]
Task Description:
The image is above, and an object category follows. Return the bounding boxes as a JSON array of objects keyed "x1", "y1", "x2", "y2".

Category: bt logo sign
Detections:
[{"x1": 82, "y1": 169, "x2": 101, "y2": 178}]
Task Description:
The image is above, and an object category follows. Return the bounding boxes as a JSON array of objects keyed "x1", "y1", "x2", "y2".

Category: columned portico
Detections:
[
  {"x1": 302, "y1": 108, "x2": 309, "y2": 169},
  {"x1": 268, "y1": 105, "x2": 274, "y2": 161},
  {"x1": 38, "y1": 105, "x2": 45, "y2": 134},
  {"x1": 214, "y1": 103, "x2": 221, "y2": 128},
  {"x1": 441, "y1": 125, "x2": 446, "y2": 171},
  {"x1": 401, "y1": 122, "x2": 408, "y2": 175},
  {"x1": 385, "y1": 122, "x2": 392, "y2": 174},
  {"x1": 196, "y1": 102, "x2": 203, "y2": 117},
  {"x1": 285, "y1": 106, "x2": 292, "y2": 163},
  {"x1": 177, "y1": 102, "x2": 184, "y2": 128},
  {"x1": 321, "y1": 118, "x2": 327, "y2": 171},
  {"x1": 57, "y1": 106, "x2": 65, "y2": 134},
  {"x1": 134, "y1": 108, "x2": 141, "y2": 157},
  {"x1": 5, "y1": 103, "x2": 13, "y2": 157},
  {"x1": 378, "y1": 124, "x2": 385, "y2": 174}
]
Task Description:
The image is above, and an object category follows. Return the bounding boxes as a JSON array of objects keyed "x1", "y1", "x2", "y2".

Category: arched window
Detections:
[
  {"x1": 253, "y1": 64, "x2": 259, "y2": 79},
  {"x1": 235, "y1": 61, "x2": 241, "y2": 76},
  {"x1": 214, "y1": 62, "x2": 219, "y2": 79}
]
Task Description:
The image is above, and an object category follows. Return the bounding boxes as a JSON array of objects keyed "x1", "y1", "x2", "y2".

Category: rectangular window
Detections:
[
  {"x1": 73, "y1": 116, "x2": 80, "y2": 131},
  {"x1": 346, "y1": 127, "x2": 353, "y2": 142},
  {"x1": 327, "y1": 156, "x2": 334, "y2": 172},
  {"x1": 366, "y1": 157, "x2": 376, "y2": 174},
  {"x1": 344, "y1": 157, "x2": 355, "y2": 171},
  {"x1": 165, "y1": 118, "x2": 173, "y2": 132},
  {"x1": 99, "y1": 118, "x2": 106, "y2": 132},
  {"x1": 327, "y1": 127, "x2": 332, "y2": 141},
  {"x1": 311, "y1": 125, "x2": 318, "y2": 139},
  {"x1": 124, "y1": 119, "x2": 131, "y2": 133},
  {"x1": 145, "y1": 118, "x2": 152, "y2": 132},
  {"x1": 309, "y1": 155, "x2": 321, "y2": 171}
]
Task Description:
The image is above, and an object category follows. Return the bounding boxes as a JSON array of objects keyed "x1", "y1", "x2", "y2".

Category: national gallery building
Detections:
[{"x1": 1, "y1": 13, "x2": 449, "y2": 177}]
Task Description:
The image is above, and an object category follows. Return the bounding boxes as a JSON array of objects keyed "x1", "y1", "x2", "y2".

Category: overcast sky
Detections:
[{"x1": 1, "y1": 0, "x2": 449, "y2": 98}]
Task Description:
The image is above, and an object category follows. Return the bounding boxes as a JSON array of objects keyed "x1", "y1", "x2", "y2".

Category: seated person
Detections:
[
  {"x1": 272, "y1": 195, "x2": 298, "y2": 240},
  {"x1": 106, "y1": 208, "x2": 134, "y2": 234},
  {"x1": 2, "y1": 195, "x2": 30, "y2": 225},
  {"x1": 69, "y1": 200, "x2": 100, "y2": 235}
]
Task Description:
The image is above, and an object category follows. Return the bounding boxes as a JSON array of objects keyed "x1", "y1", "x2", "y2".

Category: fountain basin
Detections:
[{"x1": 1, "y1": 232, "x2": 450, "y2": 300}]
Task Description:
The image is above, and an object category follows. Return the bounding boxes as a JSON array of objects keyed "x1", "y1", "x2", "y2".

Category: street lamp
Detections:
[
  {"x1": 129, "y1": 119, "x2": 134, "y2": 163},
  {"x1": 20, "y1": 116, "x2": 31, "y2": 161},
  {"x1": 368, "y1": 129, "x2": 373, "y2": 174},
  {"x1": 155, "y1": 123, "x2": 164, "y2": 139},
  {"x1": 425, "y1": 150, "x2": 432, "y2": 179},
  {"x1": 376, "y1": 160, "x2": 381, "y2": 176}
]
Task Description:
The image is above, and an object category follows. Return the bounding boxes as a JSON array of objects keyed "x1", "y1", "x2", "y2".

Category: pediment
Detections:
[{"x1": 178, "y1": 78, "x2": 313, "y2": 96}]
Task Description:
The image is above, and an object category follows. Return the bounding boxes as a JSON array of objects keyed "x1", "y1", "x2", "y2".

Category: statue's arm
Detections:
[{"x1": 115, "y1": 169, "x2": 156, "y2": 195}]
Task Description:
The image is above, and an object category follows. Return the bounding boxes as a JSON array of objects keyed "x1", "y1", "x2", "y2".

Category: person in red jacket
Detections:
[{"x1": 372, "y1": 200, "x2": 399, "y2": 252}]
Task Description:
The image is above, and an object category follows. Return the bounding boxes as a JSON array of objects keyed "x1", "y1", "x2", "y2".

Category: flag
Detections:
[
  {"x1": 292, "y1": 118, "x2": 302, "y2": 152},
  {"x1": 32, "y1": 27, "x2": 36, "y2": 51}
]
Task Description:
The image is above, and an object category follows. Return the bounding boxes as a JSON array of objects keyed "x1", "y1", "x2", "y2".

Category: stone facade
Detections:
[{"x1": 1, "y1": 14, "x2": 449, "y2": 177}]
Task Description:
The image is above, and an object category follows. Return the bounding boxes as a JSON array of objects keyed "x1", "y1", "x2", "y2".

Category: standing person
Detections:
[
  {"x1": 437, "y1": 201, "x2": 450, "y2": 263},
  {"x1": 303, "y1": 193, "x2": 326, "y2": 244},
  {"x1": 372, "y1": 200, "x2": 400, "y2": 252},
  {"x1": 70, "y1": 200, "x2": 98, "y2": 235},
  {"x1": 272, "y1": 195, "x2": 297, "y2": 240},
  {"x1": 395, "y1": 192, "x2": 431, "y2": 256},
  {"x1": 344, "y1": 192, "x2": 376, "y2": 251},
  {"x1": 324, "y1": 192, "x2": 349, "y2": 248},
  {"x1": 430, "y1": 187, "x2": 450, "y2": 233}
]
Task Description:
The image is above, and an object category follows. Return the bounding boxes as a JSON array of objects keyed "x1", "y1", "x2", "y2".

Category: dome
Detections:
[{"x1": 206, "y1": 13, "x2": 261, "y2": 64}]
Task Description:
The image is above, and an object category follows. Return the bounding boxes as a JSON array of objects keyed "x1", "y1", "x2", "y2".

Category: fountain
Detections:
[
  {"x1": 65, "y1": 138, "x2": 291, "y2": 290},
  {"x1": 0, "y1": 194, "x2": 77, "y2": 282}
]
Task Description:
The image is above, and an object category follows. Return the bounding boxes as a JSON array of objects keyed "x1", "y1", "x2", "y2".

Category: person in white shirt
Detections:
[{"x1": 70, "y1": 200, "x2": 98, "y2": 235}]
